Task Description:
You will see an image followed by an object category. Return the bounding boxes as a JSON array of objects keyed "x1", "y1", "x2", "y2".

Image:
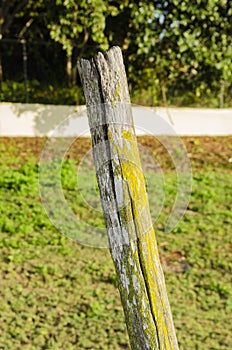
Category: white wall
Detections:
[{"x1": 0, "y1": 102, "x2": 232, "y2": 136}]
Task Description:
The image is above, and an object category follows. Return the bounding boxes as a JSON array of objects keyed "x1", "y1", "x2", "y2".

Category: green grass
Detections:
[{"x1": 0, "y1": 140, "x2": 232, "y2": 349}]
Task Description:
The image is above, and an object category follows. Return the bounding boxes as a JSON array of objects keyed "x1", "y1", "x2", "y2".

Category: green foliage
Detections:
[
  {"x1": 158, "y1": 0, "x2": 232, "y2": 106},
  {"x1": 0, "y1": 0, "x2": 232, "y2": 106},
  {"x1": 47, "y1": 0, "x2": 117, "y2": 86},
  {"x1": 0, "y1": 138, "x2": 232, "y2": 348},
  {"x1": 48, "y1": 0, "x2": 110, "y2": 56},
  {"x1": 0, "y1": 80, "x2": 85, "y2": 105}
]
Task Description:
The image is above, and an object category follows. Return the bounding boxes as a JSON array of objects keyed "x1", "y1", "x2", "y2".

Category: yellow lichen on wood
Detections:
[
  {"x1": 121, "y1": 129, "x2": 134, "y2": 141},
  {"x1": 113, "y1": 129, "x2": 149, "y2": 227},
  {"x1": 78, "y1": 46, "x2": 179, "y2": 350},
  {"x1": 109, "y1": 127, "x2": 177, "y2": 349},
  {"x1": 118, "y1": 243, "x2": 160, "y2": 349}
]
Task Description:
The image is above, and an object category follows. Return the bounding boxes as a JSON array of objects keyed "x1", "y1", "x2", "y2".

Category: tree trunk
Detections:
[
  {"x1": 77, "y1": 46, "x2": 179, "y2": 350},
  {"x1": 66, "y1": 51, "x2": 78, "y2": 87},
  {"x1": 219, "y1": 81, "x2": 225, "y2": 108},
  {"x1": 0, "y1": 14, "x2": 3, "y2": 91},
  {"x1": 66, "y1": 53, "x2": 72, "y2": 87},
  {"x1": 72, "y1": 62, "x2": 77, "y2": 86},
  {"x1": 0, "y1": 51, "x2": 2, "y2": 91}
]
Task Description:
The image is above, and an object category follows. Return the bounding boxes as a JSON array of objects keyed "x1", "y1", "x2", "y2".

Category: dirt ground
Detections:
[{"x1": 1, "y1": 135, "x2": 231, "y2": 171}]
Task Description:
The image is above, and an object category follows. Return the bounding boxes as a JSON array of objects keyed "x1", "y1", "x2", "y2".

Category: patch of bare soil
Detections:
[{"x1": 0, "y1": 136, "x2": 231, "y2": 171}]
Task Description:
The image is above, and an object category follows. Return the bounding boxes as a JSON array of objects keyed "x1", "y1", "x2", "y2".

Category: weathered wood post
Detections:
[{"x1": 77, "y1": 46, "x2": 179, "y2": 350}]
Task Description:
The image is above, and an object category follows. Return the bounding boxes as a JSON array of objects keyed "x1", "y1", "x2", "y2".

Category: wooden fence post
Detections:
[{"x1": 77, "y1": 46, "x2": 179, "y2": 350}]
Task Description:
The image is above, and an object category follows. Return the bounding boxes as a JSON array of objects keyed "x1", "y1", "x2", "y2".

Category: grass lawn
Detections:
[{"x1": 0, "y1": 136, "x2": 231, "y2": 349}]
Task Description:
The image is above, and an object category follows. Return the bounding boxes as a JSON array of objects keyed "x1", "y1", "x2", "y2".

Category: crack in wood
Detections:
[
  {"x1": 126, "y1": 181, "x2": 161, "y2": 350},
  {"x1": 92, "y1": 55, "x2": 123, "y2": 231},
  {"x1": 78, "y1": 46, "x2": 179, "y2": 350}
]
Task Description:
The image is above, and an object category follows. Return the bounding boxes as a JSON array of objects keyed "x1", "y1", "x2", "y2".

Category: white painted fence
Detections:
[{"x1": 0, "y1": 103, "x2": 231, "y2": 136}]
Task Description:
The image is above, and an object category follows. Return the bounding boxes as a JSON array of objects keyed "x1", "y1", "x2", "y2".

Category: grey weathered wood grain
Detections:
[{"x1": 77, "y1": 46, "x2": 179, "y2": 350}]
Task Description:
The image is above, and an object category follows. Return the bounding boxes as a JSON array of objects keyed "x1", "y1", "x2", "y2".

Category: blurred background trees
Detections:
[{"x1": 0, "y1": 0, "x2": 231, "y2": 106}]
